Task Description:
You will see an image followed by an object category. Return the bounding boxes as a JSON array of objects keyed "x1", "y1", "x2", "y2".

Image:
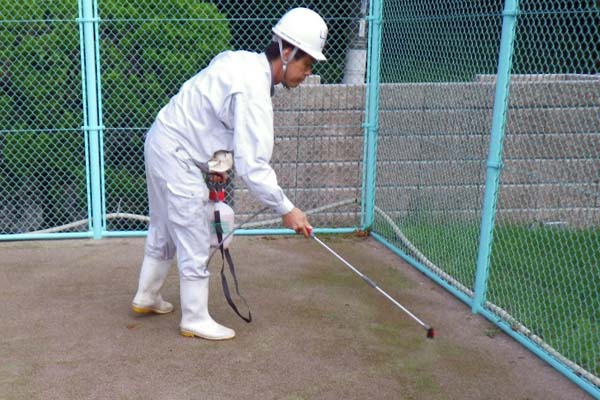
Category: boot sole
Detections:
[
  {"x1": 180, "y1": 329, "x2": 235, "y2": 341},
  {"x1": 131, "y1": 304, "x2": 173, "y2": 315}
]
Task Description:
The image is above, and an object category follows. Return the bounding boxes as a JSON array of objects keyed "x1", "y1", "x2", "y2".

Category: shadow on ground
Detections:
[{"x1": 0, "y1": 236, "x2": 592, "y2": 399}]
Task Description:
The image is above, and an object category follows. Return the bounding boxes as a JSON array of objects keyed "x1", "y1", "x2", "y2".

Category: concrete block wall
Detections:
[
  {"x1": 377, "y1": 77, "x2": 600, "y2": 228},
  {"x1": 231, "y1": 83, "x2": 366, "y2": 228},
  {"x1": 234, "y1": 77, "x2": 600, "y2": 229}
]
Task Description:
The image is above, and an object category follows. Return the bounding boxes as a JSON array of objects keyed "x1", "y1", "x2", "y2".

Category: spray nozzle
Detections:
[{"x1": 426, "y1": 327, "x2": 435, "y2": 339}]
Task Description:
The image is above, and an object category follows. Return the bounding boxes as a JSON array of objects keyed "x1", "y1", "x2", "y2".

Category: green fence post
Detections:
[
  {"x1": 79, "y1": 0, "x2": 104, "y2": 239},
  {"x1": 472, "y1": 0, "x2": 520, "y2": 313},
  {"x1": 361, "y1": 0, "x2": 383, "y2": 230}
]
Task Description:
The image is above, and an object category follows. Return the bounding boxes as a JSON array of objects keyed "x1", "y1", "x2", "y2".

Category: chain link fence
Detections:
[
  {"x1": 0, "y1": 0, "x2": 365, "y2": 237},
  {"x1": 99, "y1": 0, "x2": 365, "y2": 233},
  {"x1": 371, "y1": 0, "x2": 599, "y2": 396},
  {"x1": 0, "y1": 1, "x2": 87, "y2": 235},
  {"x1": 490, "y1": 0, "x2": 600, "y2": 391},
  {"x1": 1, "y1": 0, "x2": 599, "y2": 397}
]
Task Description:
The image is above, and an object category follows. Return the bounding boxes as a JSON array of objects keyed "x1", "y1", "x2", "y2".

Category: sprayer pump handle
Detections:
[{"x1": 209, "y1": 190, "x2": 225, "y2": 202}]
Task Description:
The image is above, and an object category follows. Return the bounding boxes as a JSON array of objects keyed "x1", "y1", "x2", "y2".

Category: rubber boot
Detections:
[
  {"x1": 179, "y1": 278, "x2": 235, "y2": 340},
  {"x1": 131, "y1": 256, "x2": 174, "y2": 314}
]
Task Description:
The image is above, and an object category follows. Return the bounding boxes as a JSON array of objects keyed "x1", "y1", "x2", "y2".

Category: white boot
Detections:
[
  {"x1": 132, "y1": 256, "x2": 174, "y2": 314},
  {"x1": 179, "y1": 278, "x2": 235, "y2": 340}
]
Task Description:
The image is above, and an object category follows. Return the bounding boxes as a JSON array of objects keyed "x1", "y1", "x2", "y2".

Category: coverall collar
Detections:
[{"x1": 267, "y1": 54, "x2": 275, "y2": 97}]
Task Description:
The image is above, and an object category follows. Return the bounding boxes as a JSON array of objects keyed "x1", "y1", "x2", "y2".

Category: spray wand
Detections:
[{"x1": 308, "y1": 228, "x2": 435, "y2": 339}]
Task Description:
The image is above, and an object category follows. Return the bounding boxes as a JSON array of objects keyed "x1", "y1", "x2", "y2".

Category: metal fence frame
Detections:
[
  {"x1": 0, "y1": 0, "x2": 598, "y2": 397},
  {"x1": 368, "y1": 0, "x2": 599, "y2": 398}
]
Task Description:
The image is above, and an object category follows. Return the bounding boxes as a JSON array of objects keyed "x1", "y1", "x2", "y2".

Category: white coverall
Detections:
[{"x1": 144, "y1": 50, "x2": 294, "y2": 280}]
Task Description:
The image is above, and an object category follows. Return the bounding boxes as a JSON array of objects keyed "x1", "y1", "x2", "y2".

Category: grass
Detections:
[
  {"x1": 373, "y1": 215, "x2": 600, "y2": 375},
  {"x1": 489, "y1": 224, "x2": 600, "y2": 374}
]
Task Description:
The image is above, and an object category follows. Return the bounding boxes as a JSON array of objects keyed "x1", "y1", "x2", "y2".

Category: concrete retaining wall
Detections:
[{"x1": 237, "y1": 77, "x2": 600, "y2": 228}]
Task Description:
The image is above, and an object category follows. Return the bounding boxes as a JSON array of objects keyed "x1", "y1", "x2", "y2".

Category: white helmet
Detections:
[{"x1": 272, "y1": 7, "x2": 328, "y2": 62}]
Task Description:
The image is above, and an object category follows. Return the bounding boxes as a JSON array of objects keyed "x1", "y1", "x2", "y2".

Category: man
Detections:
[{"x1": 131, "y1": 8, "x2": 328, "y2": 340}]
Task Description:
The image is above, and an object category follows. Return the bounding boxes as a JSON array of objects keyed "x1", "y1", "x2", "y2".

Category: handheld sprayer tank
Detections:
[{"x1": 208, "y1": 182, "x2": 235, "y2": 249}]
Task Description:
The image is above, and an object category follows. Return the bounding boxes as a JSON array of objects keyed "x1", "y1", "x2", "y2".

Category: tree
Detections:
[{"x1": 0, "y1": 0, "x2": 232, "y2": 232}]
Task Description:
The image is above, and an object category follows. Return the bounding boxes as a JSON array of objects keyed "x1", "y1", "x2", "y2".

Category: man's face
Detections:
[{"x1": 284, "y1": 54, "x2": 315, "y2": 88}]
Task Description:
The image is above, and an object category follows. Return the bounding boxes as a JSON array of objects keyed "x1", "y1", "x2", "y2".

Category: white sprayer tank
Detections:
[{"x1": 208, "y1": 191, "x2": 235, "y2": 249}]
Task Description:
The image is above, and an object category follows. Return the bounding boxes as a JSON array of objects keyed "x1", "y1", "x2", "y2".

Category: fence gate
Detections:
[{"x1": 0, "y1": 1, "x2": 90, "y2": 239}]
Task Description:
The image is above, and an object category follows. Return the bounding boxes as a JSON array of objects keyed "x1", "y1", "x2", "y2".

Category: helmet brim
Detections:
[{"x1": 304, "y1": 49, "x2": 327, "y2": 62}]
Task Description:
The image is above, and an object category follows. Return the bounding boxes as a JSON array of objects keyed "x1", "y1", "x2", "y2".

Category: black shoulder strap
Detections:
[{"x1": 214, "y1": 209, "x2": 252, "y2": 323}]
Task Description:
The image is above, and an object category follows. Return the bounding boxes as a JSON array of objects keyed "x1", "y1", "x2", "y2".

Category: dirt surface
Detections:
[{"x1": 0, "y1": 236, "x2": 593, "y2": 399}]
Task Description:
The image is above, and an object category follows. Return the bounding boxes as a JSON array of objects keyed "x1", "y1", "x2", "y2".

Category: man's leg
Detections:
[
  {"x1": 132, "y1": 152, "x2": 176, "y2": 315},
  {"x1": 165, "y1": 180, "x2": 235, "y2": 340}
]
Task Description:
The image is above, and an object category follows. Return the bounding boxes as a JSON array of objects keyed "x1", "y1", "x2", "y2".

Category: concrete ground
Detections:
[{"x1": 0, "y1": 235, "x2": 593, "y2": 400}]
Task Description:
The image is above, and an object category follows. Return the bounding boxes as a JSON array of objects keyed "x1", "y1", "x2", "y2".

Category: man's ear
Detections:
[{"x1": 282, "y1": 45, "x2": 300, "y2": 63}]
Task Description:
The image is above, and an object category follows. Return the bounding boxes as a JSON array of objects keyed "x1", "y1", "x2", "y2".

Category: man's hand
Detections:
[
  {"x1": 208, "y1": 172, "x2": 229, "y2": 184},
  {"x1": 281, "y1": 207, "x2": 312, "y2": 238}
]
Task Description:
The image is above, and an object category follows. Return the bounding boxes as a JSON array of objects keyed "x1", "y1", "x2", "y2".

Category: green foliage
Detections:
[
  {"x1": 1, "y1": 131, "x2": 87, "y2": 231},
  {"x1": 0, "y1": 0, "x2": 87, "y2": 231},
  {"x1": 0, "y1": 0, "x2": 82, "y2": 130},
  {"x1": 99, "y1": 0, "x2": 232, "y2": 128},
  {"x1": 380, "y1": 1, "x2": 503, "y2": 82},
  {"x1": 3, "y1": 132, "x2": 81, "y2": 175},
  {"x1": 103, "y1": 165, "x2": 148, "y2": 231},
  {"x1": 97, "y1": 1, "x2": 232, "y2": 224},
  {"x1": 512, "y1": 2, "x2": 600, "y2": 75},
  {"x1": 0, "y1": 0, "x2": 232, "y2": 231},
  {"x1": 380, "y1": 0, "x2": 600, "y2": 82}
]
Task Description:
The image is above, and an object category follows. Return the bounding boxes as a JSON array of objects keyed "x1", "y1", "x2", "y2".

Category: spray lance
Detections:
[
  {"x1": 206, "y1": 204, "x2": 435, "y2": 337},
  {"x1": 206, "y1": 203, "x2": 434, "y2": 337},
  {"x1": 307, "y1": 227, "x2": 435, "y2": 339},
  {"x1": 202, "y1": 151, "x2": 434, "y2": 338}
]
